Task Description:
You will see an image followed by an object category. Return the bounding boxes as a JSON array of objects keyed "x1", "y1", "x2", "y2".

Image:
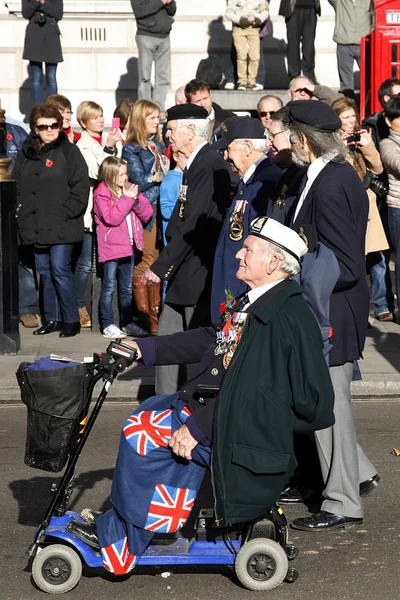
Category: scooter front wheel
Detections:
[
  {"x1": 235, "y1": 538, "x2": 288, "y2": 591},
  {"x1": 32, "y1": 544, "x2": 82, "y2": 594}
]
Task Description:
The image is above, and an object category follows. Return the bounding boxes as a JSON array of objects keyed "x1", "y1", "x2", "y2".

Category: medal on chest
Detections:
[
  {"x1": 178, "y1": 184, "x2": 188, "y2": 218},
  {"x1": 214, "y1": 311, "x2": 248, "y2": 368},
  {"x1": 229, "y1": 200, "x2": 248, "y2": 241}
]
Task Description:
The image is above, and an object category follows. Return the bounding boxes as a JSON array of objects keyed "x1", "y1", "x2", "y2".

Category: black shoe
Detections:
[
  {"x1": 360, "y1": 474, "x2": 380, "y2": 497},
  {"x1": 59, "y1": 322, "x2": 81, "y2": 338},
  {"x1": 33, "y1": 321, "x2": 61, "y2": 335},
  {"x1": 278, "y1": 486, "x2": 322, "y2": 505},
  {"x1": 66, "y1": 520, "x2": 100, "y2": 550},
  {"x1": 291, "y1": 510, "x2": 363, "y2": 532}
]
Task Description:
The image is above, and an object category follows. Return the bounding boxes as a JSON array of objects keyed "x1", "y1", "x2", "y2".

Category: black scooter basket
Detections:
[{"x1": 17, "y1": 360, "x2": 89, "y2": 472}]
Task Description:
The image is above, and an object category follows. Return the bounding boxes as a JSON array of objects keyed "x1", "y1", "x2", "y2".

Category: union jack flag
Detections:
[
  {"x1": 123, "y1": 409, "x2": 172, "y2": 456},
  {"x1": 101, "y1": 537, "x2": 137, "y2": 575},
  {"x1": 180, "y1": 406, "x2": 191, "y2": 422},
  {"x1": 145, "y1": 484, "x2": 196, "y2": 533}
]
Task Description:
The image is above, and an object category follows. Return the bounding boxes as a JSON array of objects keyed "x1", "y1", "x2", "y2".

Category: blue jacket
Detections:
[
  {"x1": 210, "y1": 156, "x2": 282, "y2": 321},
  {"x1": 122, "y1": 136, "x2": 164, "y2": 230},
  {"x1": 6, "y1": 117, "x2": 30, "y2": 171},
  {"x1": 159, "y1": 169, "x2": 183, "y2": 245}
]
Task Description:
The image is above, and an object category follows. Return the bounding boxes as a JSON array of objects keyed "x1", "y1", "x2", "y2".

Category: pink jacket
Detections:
[{"x1": 94, "y1": 182, "x2": 153, "y2": 263}]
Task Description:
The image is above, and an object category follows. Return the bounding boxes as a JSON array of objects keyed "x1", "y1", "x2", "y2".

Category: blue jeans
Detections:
[
  {"x1": 73, "y1": 231, "x2": 93, "y2": 309},
  {"x1": 30, "y1": 61, "x2": 58, "y2": 105},
  {"x1": 388, "y1": 206, "x2": 400, "y2": 311},
  {"x1": 18, "y1": 246, "x2": 38, "y2": 316},
  {"x1": 34, "y1": 244, "x2": 79, "y2": 324},
  {"x1": 99, "y1": 256, "x2": 134, "y2": 329},
  {"x1": 368, "y1": 250, "x2": 394, "y2": 316}
]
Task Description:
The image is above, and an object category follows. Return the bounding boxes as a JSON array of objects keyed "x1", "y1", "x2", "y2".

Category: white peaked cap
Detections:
[{"x1": 249, "y1": 217, "x2": 308, "y2": 262}]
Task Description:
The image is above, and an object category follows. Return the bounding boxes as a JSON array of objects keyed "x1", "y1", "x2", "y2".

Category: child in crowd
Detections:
[
  {"x1": 46, "y1": 94, "x2": 81, "y2": 143},
  {"x1": 94, "y1": 157, "x2": 153, "y2": 339}
]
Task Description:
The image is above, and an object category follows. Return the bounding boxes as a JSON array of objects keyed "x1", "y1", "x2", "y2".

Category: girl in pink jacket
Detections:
[{"x1": 94, "y1": 157, "x2": 153, "y2": 339}]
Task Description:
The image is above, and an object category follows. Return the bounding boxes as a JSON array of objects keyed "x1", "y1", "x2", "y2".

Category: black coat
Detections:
[
  {"x1": 292, "y1": 160, "x2": 370, "y2": 366},
  {"x1": 267, "y1": 162, "x2": 307, "y2": 225},
  {"x1": 22, "y1": 0, "x2": 63, "y2": 64},
  {"x1": 151, "y1": 143, "x2": 232, "y2": 306},
  {"x1": 13, "y1": 132, "x2": 89, "y2": 246},
  {"x1": 279, "y1": 0, "x2": 321, "y2": 18}
]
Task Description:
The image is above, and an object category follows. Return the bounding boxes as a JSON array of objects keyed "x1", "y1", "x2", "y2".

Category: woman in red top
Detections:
[{"x1": 46, "y1": 93, "x2": 81, "y2": 144}]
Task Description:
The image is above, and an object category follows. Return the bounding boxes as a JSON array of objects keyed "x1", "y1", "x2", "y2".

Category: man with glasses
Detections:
[
  {"x1": 210, "y1": 116, "x2": 281, "y2": 320},
  {"x1": 46, "y1": 93, "x2": 81, "y2": 143},
  {"x1": 257, "y1": 94, "x2": 283, "y2": 130},
  {"x1": 266, "y1": 108, "x2": 307, "y2": 224}
]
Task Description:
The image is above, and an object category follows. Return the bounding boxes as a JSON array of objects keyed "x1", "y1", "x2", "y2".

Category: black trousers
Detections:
[{"x1": 286, "y1": 7, "x2": 317, "y2": 82}]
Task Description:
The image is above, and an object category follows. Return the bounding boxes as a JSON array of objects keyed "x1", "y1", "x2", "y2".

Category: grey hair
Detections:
[
  {"x1": 267, "y1": 242, "x2": 300, "y2": 276},
  {"x1": 175, "y1": 86, "x2": 186, "y2": 104},
  {"x1": 257, "y1": 94, "x2": 283, "y2": 113},
  {"x1": 233, "y1": 138, "x2": 267, "y2": 153},
  {"x1": 288, "y1": 75, "x2": 314, "y2": 91},
  {"x1": 289, "y1": 122, "x2": 346, "y2": 163},
  {"x1": 177, "y1": 118, "x2": 209, "y2": 140}
]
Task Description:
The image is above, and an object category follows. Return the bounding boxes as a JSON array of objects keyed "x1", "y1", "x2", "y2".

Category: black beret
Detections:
[
  {"x1": 288, "y1": 100, "x2": 342, "y2": 132},
  {"x1": 166, "y1": 104, "x2": 208, "y2": 121}
]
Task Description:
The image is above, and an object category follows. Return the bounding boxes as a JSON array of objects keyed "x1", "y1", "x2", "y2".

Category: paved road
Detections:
[{"x1": 1, "y1": 400, "x2": 400, "y2": 600}]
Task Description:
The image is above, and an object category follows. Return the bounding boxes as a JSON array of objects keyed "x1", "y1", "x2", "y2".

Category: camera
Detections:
[
  {"x1": 363, "y1": 171, "x2": 388, "y2": 198},
  {"x1": 34, "y1": 12, "x2": 47, "y2": 25},
  {"x1": 347, "y1": 132, "x2": 361, "y2": 144}
]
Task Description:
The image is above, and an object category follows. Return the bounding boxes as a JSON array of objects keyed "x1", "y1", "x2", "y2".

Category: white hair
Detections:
[
  {"x1": 233, "y1": 138, "x2": 267, "y2": 153},
  {"x1": 267, "y1": 241, "x2": 300, "y2": 275},
  {"x1": 177, "y1": 118, "x2": 209, "y2": 140},
  {"x1": 175, "y1": 86, "x2": 186, "y2": 104}
]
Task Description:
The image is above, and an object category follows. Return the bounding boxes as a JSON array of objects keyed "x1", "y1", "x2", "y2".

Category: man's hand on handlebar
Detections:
[
  {"x1": 169, "y1": 425, "x2": 198, "y2": 460},
  {"x1": 121, "y1": 340, "x2": 142, "y2": 360}
]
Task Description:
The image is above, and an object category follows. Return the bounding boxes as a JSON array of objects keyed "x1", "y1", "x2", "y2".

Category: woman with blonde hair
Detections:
[
  {"x1": 75, "y1": 100, "x2": 122, "y2": 328},
  {"x1": 122, "y1": 99, "x2": 169, "y2": 333},
  {"x1": 94, "y1": 156, "x2": 153, "y2": 338},
  {"x1": 331, "y1": 96, "x2": 393, "y2": 321}
]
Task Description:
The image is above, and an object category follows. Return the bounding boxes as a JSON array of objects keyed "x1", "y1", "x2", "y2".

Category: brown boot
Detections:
[
  {"x1": 133, "y1": 276, "x2": 153, "y2": 333},
  {"x1": 78, "y1": 306, "x2": 92, "y2": 328},
  {"x1": 147, "y1": 284, "x2": 161, "y2": 335}
]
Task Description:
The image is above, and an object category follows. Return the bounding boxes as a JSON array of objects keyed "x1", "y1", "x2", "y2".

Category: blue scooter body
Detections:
[{"x1": 43, "y1": 512, "x2": 241, "y2": 568}]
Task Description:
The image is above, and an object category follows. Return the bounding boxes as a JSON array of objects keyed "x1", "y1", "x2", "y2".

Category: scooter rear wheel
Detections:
[
  {"x1": 235, "y1": 538, "x2": 288, "y2": 591},
  {"x1": 32, "y1": 544, "x2": 82, "y2": 594}
]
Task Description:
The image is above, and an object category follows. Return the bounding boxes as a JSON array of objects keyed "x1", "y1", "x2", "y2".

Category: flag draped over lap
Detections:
[{"x1": 96, "y1": 393, "x2": 211, "y2": 575}]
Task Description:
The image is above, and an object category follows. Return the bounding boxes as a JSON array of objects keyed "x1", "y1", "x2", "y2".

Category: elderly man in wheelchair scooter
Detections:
[{"x1": 68, "y1": 218, "x2": 334, "y2": 575}]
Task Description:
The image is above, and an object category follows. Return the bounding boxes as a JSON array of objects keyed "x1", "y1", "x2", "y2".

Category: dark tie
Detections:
[
  {"x1": 291, "y1": 173, "x2": 308, "y2": 227},
  {"x1": 182, "y1": 167, "x2": 188, "y2": 186},
  {"x1": 235, "y1": 293, "x2": 249, "y2": 312}
]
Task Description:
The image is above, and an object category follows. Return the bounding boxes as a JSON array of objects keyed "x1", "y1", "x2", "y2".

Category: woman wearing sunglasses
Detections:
[{"x1": 13, "y1": 104, "x2": 89, "y2": 337}]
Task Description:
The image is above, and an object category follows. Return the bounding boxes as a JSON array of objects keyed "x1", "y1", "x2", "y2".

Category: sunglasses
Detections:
[
  {"x1": 259, "y1": 111, "x2": 276, "y2": 118},
  {"x1": 36, "y1": 123, "x2": 60, "y2": 132}
]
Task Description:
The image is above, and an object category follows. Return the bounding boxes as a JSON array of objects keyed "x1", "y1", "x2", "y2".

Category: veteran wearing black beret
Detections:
[
  {"x1": 141, "y1": 104, "x2": 232, "y2": 396},
  {"x1": 284, "y1": 100, "x2": 379, "y2": 533}
]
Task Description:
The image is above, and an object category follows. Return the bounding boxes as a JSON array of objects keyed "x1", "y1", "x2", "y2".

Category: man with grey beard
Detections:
[{"x1": 285, "y1": 100, "x2": 380, "y2": 532}]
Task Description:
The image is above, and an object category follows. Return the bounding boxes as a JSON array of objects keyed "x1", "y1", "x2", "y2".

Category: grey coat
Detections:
[{"x1": 22, "y1": 0, "x2": 63, "y2": 64}]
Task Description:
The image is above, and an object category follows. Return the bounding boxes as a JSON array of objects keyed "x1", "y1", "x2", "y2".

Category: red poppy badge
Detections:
[
  {"x1": 45, "y1": 159, "x2": 54, "y2": 168},
  {"x1": 6, "y1": 133, "x2": 12, "y2": 141}
]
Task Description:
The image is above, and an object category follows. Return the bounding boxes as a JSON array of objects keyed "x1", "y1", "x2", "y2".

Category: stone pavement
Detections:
[{"x1": 1, "y1": 313, "x2": 400, "y2": 403}]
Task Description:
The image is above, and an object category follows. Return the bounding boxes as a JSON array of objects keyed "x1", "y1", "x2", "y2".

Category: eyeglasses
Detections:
[
  {"x1": 266, "y1": 129, "x2": 287, "y2": 141},
  {"x1": 259, "y1": 111, "x2": 276, "y2": 118},
  {"x1": 36, "y1": 123, "x2": 60, "y2": 131}
]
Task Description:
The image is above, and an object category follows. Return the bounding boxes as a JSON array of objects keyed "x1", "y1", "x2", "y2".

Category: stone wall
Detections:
[{"x1": 2, "y1": 0, "x2": 340, "y2": 123}]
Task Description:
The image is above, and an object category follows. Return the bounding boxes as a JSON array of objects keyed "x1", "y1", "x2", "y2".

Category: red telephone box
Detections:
[{"x1": 360, "y1": 0, "x2": 400, "y2": 120}]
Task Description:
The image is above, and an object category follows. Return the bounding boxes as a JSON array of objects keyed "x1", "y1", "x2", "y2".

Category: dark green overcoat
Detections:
[{"x1": 212, "y1": 280, "x2": 335, "y2": 526}]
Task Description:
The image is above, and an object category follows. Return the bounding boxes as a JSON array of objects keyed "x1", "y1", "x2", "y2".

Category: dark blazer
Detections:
[
  {"x1": 22, "y1": 0, "x2": 63, "y2": 64},
  {"x1": 292, "y1": 159, "x2": 370, "y2": 366},
  {"x1": 267, "y1": 162, "x2": 307, "y2": 225},
  {"x1": 211, "y1": 156, "x2": 282, "y2": 320},
  {"x1": 211, "y1": 102, "x2": 235, "y2": 141},
  {"x1": 151, "y1": 143, "x2": 231, "y2": 306},
  {"x1": 279, "y1": 0, "x2": 321, "y2": 18},
  {"x1": 13, "y1": 132, "x2": 89, "y2": 246}
]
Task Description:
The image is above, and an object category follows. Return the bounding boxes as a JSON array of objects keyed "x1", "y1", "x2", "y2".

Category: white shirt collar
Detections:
[
  {"x1": 246, "y1": 278, "x2": 286, "y2": 307},
  {"x1": 186, "y1": 141, "x2": 208, "y2": 170},
  {"x1": 207, "y1": 107, "x2": 215, "y2": 122},
  {"x1": 293, "y1": 154, "x2": 331, "y2": 221},
  {"x1": 243, "y1": 156, "x2": 267, "y2": 184}
]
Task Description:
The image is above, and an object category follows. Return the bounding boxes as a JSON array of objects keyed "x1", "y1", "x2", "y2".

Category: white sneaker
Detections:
[
  {"x1": 102, "y1": 324, "x2": 127, "y2": 339},
  {"x1": 224, "y1": 82, "x2": 235, "y2": 90},
  {"x1": 237, "y1": 84, "x2": 246, "y2": 91},
  {"x1": 248, "y1": 83, "x2": 264, "y2": 91}
]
